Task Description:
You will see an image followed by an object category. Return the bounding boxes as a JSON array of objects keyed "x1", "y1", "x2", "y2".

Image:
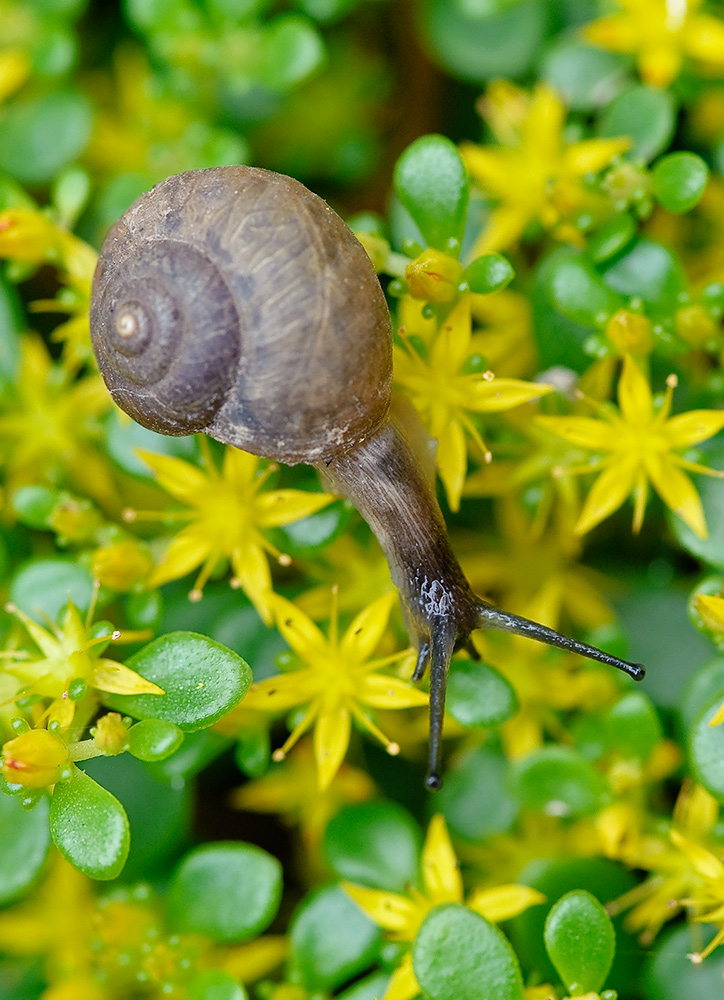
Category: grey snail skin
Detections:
[{"x1": 89, "y1": 165, "x2": 645, "y2": 789}]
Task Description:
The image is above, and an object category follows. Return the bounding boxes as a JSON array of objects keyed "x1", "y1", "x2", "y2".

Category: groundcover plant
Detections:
[{"x1": 2, "y1": 1, "x2": 724, "y2": 998}]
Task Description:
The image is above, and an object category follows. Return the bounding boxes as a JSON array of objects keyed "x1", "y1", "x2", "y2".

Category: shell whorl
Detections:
[{"x1": 90, "y1": 165, "x2": 393, "y2": 464}]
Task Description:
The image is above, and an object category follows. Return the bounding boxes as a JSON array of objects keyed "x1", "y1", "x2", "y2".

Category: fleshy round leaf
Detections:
[
  {"x1": 688, "y1": 693, "x2": 724, "y2": 799},
  {"x1": 544, "y1": 889, "x2": 615, "y2": 994},
  {"x1": 103, "y1": 632, "x2": 251, "y2": 731},
  {"x1": 652, "y1": 152, "x2": 709, "y2": 214},
  {"x1": 602, "y1": 237, "x2": 686, "y2": 309},
  {"x1": 603, "y1": 691, "x2": 662, "y2": 762},
  {"x1": 543, "y1": 41, "x2": 631, "y2": 111},
  {"x1": 288, "y1": 883, "x2": 382, "y2": 991},
  {"x1": 511, "y1": 746, "x2": 608, "y2": 818},
  {"x1": 187, "y1": 971, "x2": 247, "y2": 1000},
  {"x1": 643, "y1": 924, "x2": 724, "y2": 999},
  {"x1": 465, "y1": 253, "x2": 514, "y2": 294},
  {"x1": 393, "y1": 135, "x2": 469, "y2": 250},
  {"x1": 539, "y1": 248, "x2": 623, "y2": 327},
  {"x1": 126, "y1": 719, "x2": 184, "y2": 761},
  {"x1": 681, "y1": 655, "x2": 724, "y2": 732},
  {"x1": 0, "y1": 792, "x2": 50, "y2": 905},
  {"x1": 9, "y1": 557, "x2": 97, "y2": 622},
  {"x1": 0, "y1": 90, "x2": 92, "y2": 183},
  {"x1": 260, "y1": 14, "x2": 325, "y2": 91},
  {"x1": 588, "y1": 212, "x2": 637, "y2": 264},
  {"x1": 323, "y1": 801, "x2": 422, "y2": 891},
  {"x1": 167, "y1": 842, "x2": 282, "y2": 943},
  {"x1": 412, "y1": 903, "x2": 524, "y2": 1000},
  {"x1": 437, "y1": 744, "x2": 518, "y2": 842},
  {"x1": 50, "y1": 768, "x2": 129, "y2": 880},
  {"x1": 596, "y1": 85, "x2": 676, "y2": 162},
  {"x1": 446, "y1": 657, "x2": 517, "y2": 729}
]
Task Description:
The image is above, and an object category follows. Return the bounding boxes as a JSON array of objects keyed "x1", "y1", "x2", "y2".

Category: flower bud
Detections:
[
  {"x1": 2, "y1": 729, "x2": 70, "y2": 788},
  {"x1": 92, "y1": 539, "x2": 154, "y2": 592},
  {"x1": 606, "y1": 309, "x2": 653, "y2": 355},
  {"x1": 405, "y1": 249, "x2": 464, "y2": 303},
  {"x1": 91, "y1": 713, "x2": 131, "y2": 756}
]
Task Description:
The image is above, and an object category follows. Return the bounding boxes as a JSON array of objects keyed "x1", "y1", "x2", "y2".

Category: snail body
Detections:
[{"x1": 90, "y1": 165, "x2": 644, "y2": 788}]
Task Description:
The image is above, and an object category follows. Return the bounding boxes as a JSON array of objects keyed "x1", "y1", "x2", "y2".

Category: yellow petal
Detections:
[
  {"x1": 0, "y1": 49, "x2": 31, "y2": 104},
  {"x1": 147, "y1": 530, "x2": 210, "y2": 588},
  {"x1": 467, "y1": 884, "x2": 546, "y2": 922},
  {"x1": 618, "y1": 355, "x2": 652, "y2": 426},
  {"x1": 137, "y1": 449, "x2": 209, "y2": 501},
  {"x1": 342, "y1": 883, "x2": 417, "y2": 933},
  {"x1": 684, "y1": 15, "x2": 724, "y2": 64},
  {"x1": 314, "y1": 702, "x2": 351, "y2": 790},
  {"x1": 564, "y1": 137, "x2": 630, "y2": 175},
  {"x1": 222, "y1": 935, "x2": 288, "y2": 982},
  {"x1": 575, "y1": 459, "x2": 637, "y2": 535},
  {"x1": 357, "y1": 674, "x2": 429, "y2": 710},
  {"x1": 670, "y1": 829, "x2": 724, "y2": 881},
  {"x1": 645, "y1": 453, "x2": 707, "y2": 539},
  {"x1": 523, "y1": 84, "x2": 565, "y2": 161},
  {"x1": 243, "y1": 670, "x2": 320, "y2": 712},
  {"x1": 340, "y1": 592, "x2": 396, "y2": 663},
  {"x1": 431, "y1": 296, "x2": 473, "y2": 372},
  {"x1": 256, "y1": 489, "x2": 334, "y2": 528},
  {"x1": 582, "y1": 14, "x2": 639, "y2": 53},
  {"x1": 695, "y1": 594, "x2": 724, "y2": 635},
  {"x1": 536, "y1": 415, "x2": 614, "y2": 450},
  {"x1": 383, "y1": 951, "x2": 420, "y2": 1000},
  {"x1": 474, "y1": 204, "x2": 531, "y2": 254},
  {"x1": 422, "y1": 814, "x2": 463, "y2": 903},
  {"x1": 665, "y1": 410, "x2": 724, "y2": 448},
  {"x1": 92, "y1": 659, "x2": 164, "y2": 696},
  {"x1": 221, "y1": 447, "x2": 259, "y2": 489},
  {"x1": 271, "y1": 594, "x2": 329, "y2": 660},
  {"x1": 231, "y1": 542, "x2": 274, "y2": 625},
  {"x1": 436, "y1": 418, "x2": 467, "y2": 513},
  {"x1": 467, "y1": 377, "x2": 552, "y2": 414}
]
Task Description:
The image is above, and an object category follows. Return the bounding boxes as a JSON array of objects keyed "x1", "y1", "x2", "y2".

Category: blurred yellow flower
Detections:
[
  {"x1": 583, "y1": 0, "x2": 724, "y2": 87},
  {"x1": 343, "y1": 814, "x2": 545, "y2": 1000},
  {"x1": 394, "y1": 296, "x2": 553, "y2": 510},
  {"x1": 1, "y1": 727, "x2": 69, "y2": 788},
  {"x1": 0, "y1": 47, "x2": 30, "y2": 103},
  {"x1": 133, "y1": 442, "x2": 335, "y2": 623},
  {"x1": 243, "y1": 590, "x2": 423, "y2": 790},
  {"x1": 460, "y1": 81, "x2": 630, "y2": 253},
  {"x1": 537, "y1": 354, "x2": 724, "y2": 538}
]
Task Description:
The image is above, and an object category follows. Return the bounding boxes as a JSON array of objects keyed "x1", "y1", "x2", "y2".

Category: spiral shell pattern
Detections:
[{"x1": 90, "y1": 165, "x2": 392, "y2": 463}]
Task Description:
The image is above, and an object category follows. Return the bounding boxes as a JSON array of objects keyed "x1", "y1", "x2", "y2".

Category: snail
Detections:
[{"x1": 89, "y1": 165, "x2": 645, "y2": 788}]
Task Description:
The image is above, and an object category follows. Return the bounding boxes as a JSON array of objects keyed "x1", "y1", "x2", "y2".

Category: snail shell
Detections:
[{"x1": 90, "y1": 166, "x2": 392, "y2": 465}]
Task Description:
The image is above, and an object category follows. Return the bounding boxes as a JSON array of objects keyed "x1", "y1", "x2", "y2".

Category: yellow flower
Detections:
[
  {"x1": 0, "y1": 47, "x2": 30, "y2": 103},
  {"x1": 394, "y1": 296, "x2": 553, "y2": 510},
  {"x1": 460, "y1": 81, "x2": 630, "y2": 254},
  {"x1": 1, "y1": 727, "x2": 70, "y2": 788},
  {"x1": 537, "y1": 354, "x2": 724, "y2": 538},
  {"x1": 343, "y1": 814, "x2": 545, "y2": 1000},
  {"x1": 405, "y1": 249, "x2": 464, "y2": 303},
  {"x1": 0, "y1": 336, "x2": 114, "y2": 508},
  {"x1": 582, "y1": 0, "x2": 724, "y2": 87},
  {"x1": 133, "y1": 441, "x2": 335, "y2": 624},
  {"x1": 1, "y1": 599, "x2": 162, "y2": 727},
  {"x1": 242, "y1": 590, "x2": 424, "y2": 790},
  {"x1": 670, "y1": 828, "x2": 724, "y2": 962}
]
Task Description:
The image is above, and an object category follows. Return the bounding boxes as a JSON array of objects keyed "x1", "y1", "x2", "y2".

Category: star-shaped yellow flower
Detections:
[
  {"x1": 343, "y1": 814, "x2": 545, "y2": 1000},
  {"x1": 1, "y1": 600, "x2": 162, "y2": 730},
  {"x1": 582, "y1": 0, "x2": 724, "y2": 88},
  {"x1": 133, "y1": 441, "x2": 335, "y2": 624},
  {"x1": 459, "y1": 81, "x2": 630, "y2": 254},
  {"x1": 242, "y1": 590, "x2": 424, "y2": 790},
  {"x1": 394, "y1": 296, "x2": 553, "y2": 510},
  {"x1": 537, "y1": 354, "x2": 724, "y2": 538}
]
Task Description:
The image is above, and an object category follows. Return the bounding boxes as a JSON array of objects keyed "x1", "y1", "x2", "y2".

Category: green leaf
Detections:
[
  {"x1": 0, "y1": 91, "x2": 92, "y2": 184},
  {"x1": 9, "y1": 557, "x2": 97, "y2": 622},
  {"x1": 643, "y1": 924, "x2": 724, "y2": 999},
  {"x1": 446, "y1": 657, "x2": 517, "y2": 729},
  {"x1": 393, "y1": 135, "x2": 469, "y2": 250},
  {"x1": 288, "y1": 883, "x2": 382, "y2": 991},
  {"x1": 103, "y1": 632, "x2": 251, "y2": 731},
  {"x1": 412, "y1": 904, "x2": 524, "y2": 1000},
  {"x1": 543, "y1": 41, "x2": 632, "y2": 111},
  {"x1": 670, "y1": 442, "x2": 724, "y2": 568},
  {"x1": 50, "y1": 768, "x2": 129, "y2": 880},
  {"x1": 272, "y1": 499, "x2": 351, "y2": 555},
  {"x1": 127, "y1": 719, "x2": 184, "y2": 761},
  {"x1": 681, "y1": 656, "x2": 724, "y2": 732},
  {"x1": 596, "y1": 85, "x2": 676, "y2": 162},
  {"x1": 511, "y1": 746, "x2": 608, "y2": 818},
  {"x1": 234, "y1": 727, "x2": 270, "y2": 779},
  {"x1": 0, "y1": 274, "x2": 22, "y2": 393},
  {"x1": 187, "y1": 971, "x2": 247, "y2": 1000},
  {"x1": 418, "y1": 0, "x2": 546, "y2": 83},
  {"x1": 464, "y1": 253, "x2": 514, "y2": 294},
  {"x1": 0, "y1": 792, "x2": 50, "y2": 905},
  {"x1": 10, "y1": 486, "x2": 58, "y2": 530},
  {"x1": 601, "y1": 238, "x2": 686, "y2": 310},
  {"x1": 437, "y1": 744, "x2": 518, "y2": 842},
  {"x1": 688, "y1": 693, "x2": 724, "y2": 799},
  {"x1": 603, "y1": 691, "x2": 662, "y2": 762},
  {"x1": 544, "y1": 890, "x2": 615, "y2": 994},
  {"x1": 260, "y1": 14, "x2": 325, "y2": 91},
  {"x1": 167, "y1": 842, "x2": 282, "y2": 943},
  {"x1": 652, "y1": 152, "x2": 709, "y2": 214},
  {"x1": 539, "y1": 247, "x2": 623, "y2": 328},
  {"x1": 588, "y1": 212, "x2": 637, "y2": 264},
  {"x1": 323, "y1": 801, "x2": 422, "y2": 892}
]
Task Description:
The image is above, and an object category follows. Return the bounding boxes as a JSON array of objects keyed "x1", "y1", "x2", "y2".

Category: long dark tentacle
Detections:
[
  {"x1": 425, "y1": 623, "x2": 456, "y2": 789},
  {"x1": 476, "y1": 603, "x2": 645, "y2": 681}
]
